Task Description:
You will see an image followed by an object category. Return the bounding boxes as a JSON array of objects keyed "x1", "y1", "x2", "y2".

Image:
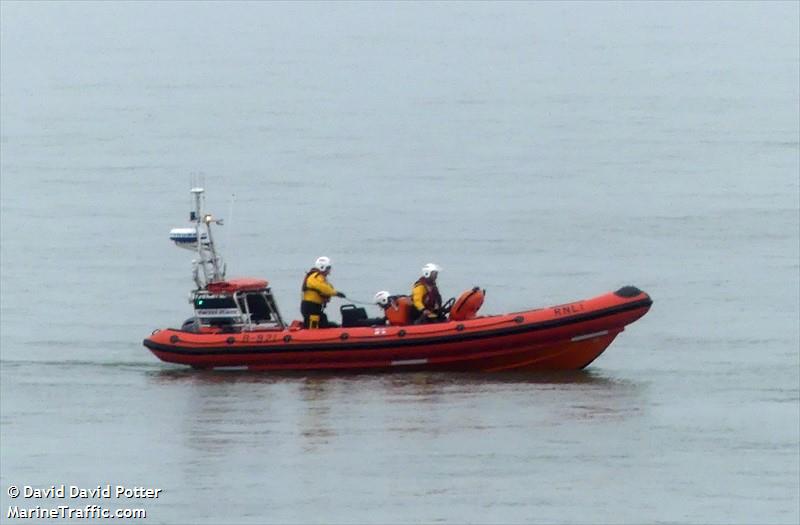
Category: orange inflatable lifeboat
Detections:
[
  {"x1": 145, "y1": 285, "x2": 653, "y2": 372},
  {"x1": 144, "y1": 187, "x2": 654, "y2": 372}
]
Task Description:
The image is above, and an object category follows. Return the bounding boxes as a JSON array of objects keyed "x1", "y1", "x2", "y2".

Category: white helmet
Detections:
[
  {"x1": 314, "y1": 256, "x2": 332, "y2": 272},
  {"x1": 421, "y1": 263, "x2": 441, "y2": 279},
  {"x1": 374, "y1": 290, "x2": 391, "y2": 307}
]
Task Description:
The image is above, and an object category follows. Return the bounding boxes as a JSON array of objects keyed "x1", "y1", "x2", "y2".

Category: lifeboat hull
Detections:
[{"x1": 143, "y1": 287, "x2": 652, "y2": 372}]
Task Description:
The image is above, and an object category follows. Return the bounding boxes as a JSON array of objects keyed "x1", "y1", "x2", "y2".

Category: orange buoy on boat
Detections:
[{"x1": 449, "y1": 287, "x2": 485, "y2": 321}]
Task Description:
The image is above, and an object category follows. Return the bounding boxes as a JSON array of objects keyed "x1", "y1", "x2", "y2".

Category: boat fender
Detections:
[{"x1": 449, "y1": 287, "x2": 486, "y2": 321}]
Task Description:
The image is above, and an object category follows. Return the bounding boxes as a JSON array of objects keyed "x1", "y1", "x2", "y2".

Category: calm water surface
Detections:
[{"x1": 1, "y1": 2, "x2": 798, "y2": 524}]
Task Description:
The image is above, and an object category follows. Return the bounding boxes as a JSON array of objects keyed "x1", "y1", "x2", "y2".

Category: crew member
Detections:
[
  {"x1": 372, "y1": 290, "x2": 393, "y2": 324},
  {"x1": 375, "y1": 290, "x2": 419, "y2": 326},
  {"x1": 411, "y1": 263, "x2": 443, "y2": 323},
  {"x1": 301, "y1": 256, "x2": 345, "y2": 328},
  {"x1": 374, "y1": 290, "x2": 392, "y2": 310}
]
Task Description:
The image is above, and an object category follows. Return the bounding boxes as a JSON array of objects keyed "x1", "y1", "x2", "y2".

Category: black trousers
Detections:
[
  {"x1": 300, "y1": 301, "x2": 338, "y2": 328},
  {"x1": 412, "y1": 308, "x2": 443, "y2": 324}
]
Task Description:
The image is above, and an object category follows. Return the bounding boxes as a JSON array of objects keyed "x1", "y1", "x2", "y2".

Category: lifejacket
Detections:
[
  {"x1": 412, "y1": 277, "x2": 442, "y2": 313},
  {"x1": 301, "y1": 269, "x2": 337, "y2": 305}
]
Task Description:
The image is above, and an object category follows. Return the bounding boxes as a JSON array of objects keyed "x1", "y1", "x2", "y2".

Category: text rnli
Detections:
[{"x1": 552, "y1": 301, "x2": 585, "y2": 317}]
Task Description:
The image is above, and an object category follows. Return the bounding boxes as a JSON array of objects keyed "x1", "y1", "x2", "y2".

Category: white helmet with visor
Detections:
[
  {"x1": 374, "y1": 290, "x2": 391, "y2": 307},
  {"x1": 314, "y1": 256, "x2": 332, "y2": 272},
  {"x1": 421, "y1": 263, "x2": 441, "y2": 279}
]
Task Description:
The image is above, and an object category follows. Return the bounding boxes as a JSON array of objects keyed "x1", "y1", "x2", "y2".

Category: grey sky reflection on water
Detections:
[{"x1": 148, "y1": 369, "x2": 647, "y2": 451}]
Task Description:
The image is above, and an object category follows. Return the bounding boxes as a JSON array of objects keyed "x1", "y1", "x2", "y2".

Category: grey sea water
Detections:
[{"x1": 1, "y1": 2, "x2": 798, "y2": 524}]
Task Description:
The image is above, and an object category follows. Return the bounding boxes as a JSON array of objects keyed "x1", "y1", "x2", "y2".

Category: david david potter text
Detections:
[{"x1": 23, "y1": 485, "x2": 161, "y2": 499}]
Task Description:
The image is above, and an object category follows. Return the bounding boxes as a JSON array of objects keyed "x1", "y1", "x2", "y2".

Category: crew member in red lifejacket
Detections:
[
  {"x1": 373, "y1": 290, "x2": 404, "y2": 325},
  {"x1": 301, "y1": 256, "x2": 345, "y2": 328},
  {"x1": 411, "y1": 263, "x2": 443, "y2": 323}
]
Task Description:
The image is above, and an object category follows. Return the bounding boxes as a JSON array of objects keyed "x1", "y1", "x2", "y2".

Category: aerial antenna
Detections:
[
  {"x1": 169, "y1": 181, "x2": 226, "y2": 289},
  {"x1": 227, "y1": 193, "x2": 236, "y2": 231}
]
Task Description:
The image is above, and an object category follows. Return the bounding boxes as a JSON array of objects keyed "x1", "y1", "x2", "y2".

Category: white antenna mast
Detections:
[{"x1": 169, "y1": 182, "x2": 226, "y2": 289}]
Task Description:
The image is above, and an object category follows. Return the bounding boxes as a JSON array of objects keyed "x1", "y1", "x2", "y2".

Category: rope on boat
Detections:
[{"x1": 342, "y1": 297, "x2": 376, "y2": 307}]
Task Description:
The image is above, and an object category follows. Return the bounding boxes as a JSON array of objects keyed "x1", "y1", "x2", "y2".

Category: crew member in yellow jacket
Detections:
[
  {"x1": 301, "y1": 256, "x2": 346, "y2": 328},
  {"x1": 412, "y1": 263, "x2": 443, "y2": 323}
]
